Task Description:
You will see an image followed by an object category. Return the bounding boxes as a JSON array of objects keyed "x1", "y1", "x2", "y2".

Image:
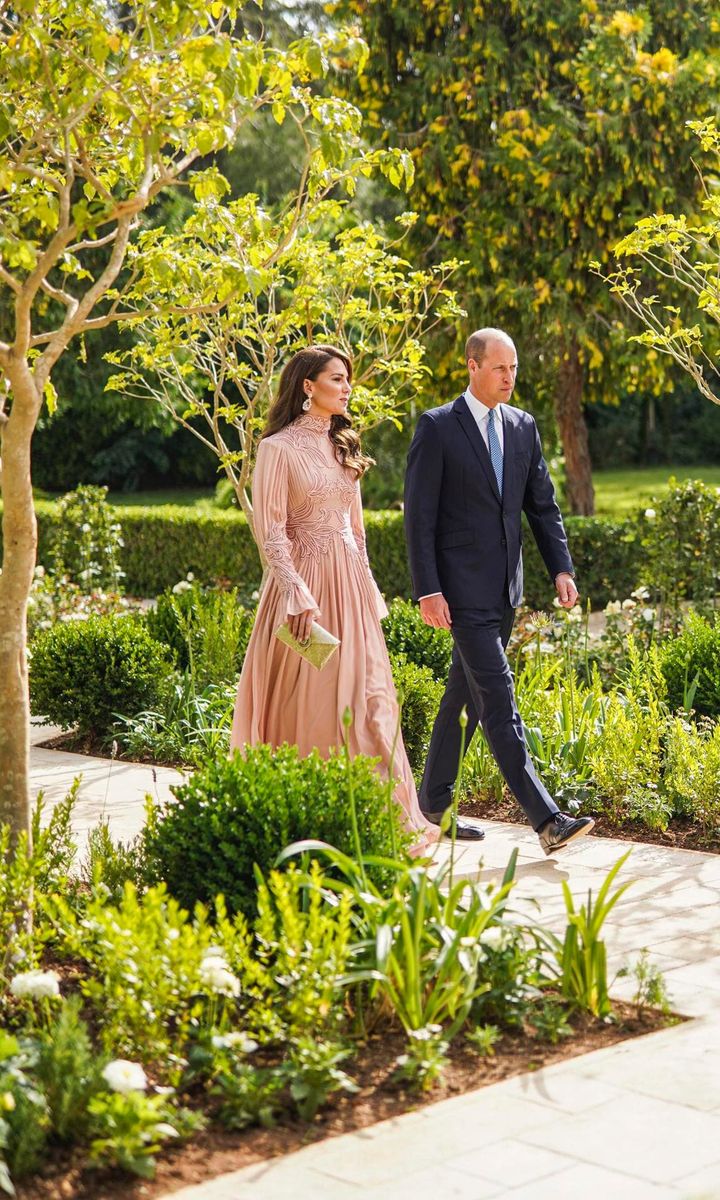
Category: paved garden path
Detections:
[{"x1": 30, "y1": 735, "x2": 720, "y2": 1200}]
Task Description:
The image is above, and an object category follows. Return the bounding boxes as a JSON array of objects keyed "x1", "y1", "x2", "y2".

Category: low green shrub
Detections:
[
  {"x1": 660, "y1": 611, "x2": 720, "y2": 718},
  {"x1": 47, "y1": 882, "x2": 217, "y2": 1061},
  {"x1": 36, "y1": 996, "x2": 103, "y2": 1144},
  {"x1": 47, "y1": 484, "x2": 125, "y2": 592},
  {"x1": 637, "y1": 479, "x2": 720, "y2": 612},
  {"x1": 145, "y1": 583, "x2": 254, "y2": 684},
  {"x1": 390, "y1": 655, "x2": 444, "y2": 776},
  {"x1": 1, "y1": 787, "x2": 78, "y2": 980},
  {"x1": 663, "y1": 717, "x2": 720, "y2": 832},
  {"x1": 382, "y1": 598, "x2": 452, "y2": 679},
  {"x1": 29, "y1": 614, "x2": 171, "y2": 739},
  {"x1": 115, "y1": 676, "x2": 236, "y2": 766},
  {"x1": 142, "y1": 745, "x2": 413, "y2": 919},
  {"x1": 0, "y1": 1033, "x2": 49, "y2": 1185}
]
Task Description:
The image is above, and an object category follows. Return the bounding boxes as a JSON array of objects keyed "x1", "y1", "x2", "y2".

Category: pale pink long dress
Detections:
[{"x1": 231, "y1": 413, "x2": 437, "y2": 849}]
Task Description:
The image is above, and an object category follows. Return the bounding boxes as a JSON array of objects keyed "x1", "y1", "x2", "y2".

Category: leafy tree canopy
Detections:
[
  {"x1": 597, "y1": 118, "x2": 720, "y2": 407},
  {"x1": 334, "y1": 0, "x2": 720, "y2": 510}
]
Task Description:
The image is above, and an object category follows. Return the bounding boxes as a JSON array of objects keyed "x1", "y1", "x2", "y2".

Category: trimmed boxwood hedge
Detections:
[{"x1": 10, "y1": 500, "x2": 639, "y2": 607}]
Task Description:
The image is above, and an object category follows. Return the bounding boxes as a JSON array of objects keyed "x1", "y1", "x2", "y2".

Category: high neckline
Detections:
[{"x1": 295, "y1": 413, "x2": 332, "y2": 433}]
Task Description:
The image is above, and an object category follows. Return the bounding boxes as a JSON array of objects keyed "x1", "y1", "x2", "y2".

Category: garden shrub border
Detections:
[{"x1": 12, "y1": 501, "x2": 640, "y2": 607}]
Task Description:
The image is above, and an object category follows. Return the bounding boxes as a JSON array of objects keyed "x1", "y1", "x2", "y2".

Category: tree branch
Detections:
[
  {"x1": 0, "y1": 265, "x2": 20, "y2": 294},
  {"x1": 66, "y1": 229, "x2": 120, "y2": 254}
]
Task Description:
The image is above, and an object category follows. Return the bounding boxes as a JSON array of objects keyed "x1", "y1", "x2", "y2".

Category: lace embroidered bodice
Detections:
[{"x1": 252, "y1": 414, "x2": 376, "y2": 614}]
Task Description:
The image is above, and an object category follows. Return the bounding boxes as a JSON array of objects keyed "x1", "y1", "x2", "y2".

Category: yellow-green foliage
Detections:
[{"x1": 337, "y1": 0, "x2": 720, "y2": 402}]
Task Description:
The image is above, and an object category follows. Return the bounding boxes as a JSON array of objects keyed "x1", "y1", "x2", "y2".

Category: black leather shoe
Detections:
[
  {"x1": 424, "y1": 812, "x2": 486, "y2": 841},
  {"x1": 538, "y1": 812, "x2": 594, "y2": 856}
]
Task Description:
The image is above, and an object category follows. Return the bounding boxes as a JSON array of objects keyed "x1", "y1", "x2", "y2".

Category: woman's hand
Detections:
[{"x1": 288, "y1": 608, "x2": 316, "y2": 643}]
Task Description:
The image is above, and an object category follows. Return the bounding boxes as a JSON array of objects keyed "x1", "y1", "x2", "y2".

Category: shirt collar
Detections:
[{"x1": 464, "y1": 386, "x2": 502, "y2": 423}]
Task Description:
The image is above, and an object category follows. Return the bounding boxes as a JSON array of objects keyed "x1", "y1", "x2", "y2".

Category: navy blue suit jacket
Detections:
[{"x1": 404, "y1": 395, "x2": 573, "y2": 609}]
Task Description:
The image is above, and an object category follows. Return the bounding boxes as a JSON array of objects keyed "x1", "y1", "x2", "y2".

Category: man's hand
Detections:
[
  {"x1": 288, "y1": 608, "x2": 315, "y2": 642},
  {"x1": 419, "y1": 593, "x2": 452, "y2": 630},
  {"x1": 555, "y1": 572, "x2": 579, "y2": 609}
]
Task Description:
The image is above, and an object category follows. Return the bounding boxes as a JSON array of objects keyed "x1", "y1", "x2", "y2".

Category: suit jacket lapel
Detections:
[{"x1": 453, "y1": 395, "x2": 502, "y2": 505}]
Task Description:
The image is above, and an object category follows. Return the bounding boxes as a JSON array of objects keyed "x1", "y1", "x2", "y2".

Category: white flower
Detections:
[
  {"x1": 642, "y1": 608, "x2": 655, "y2": 623},
  {"x1": 481, "y1": 926, "x2": 509, "y2": 951},
  {"x1": 101, "y1": 1060, "x2": 148, "y2": 1094},
  {"x1": 644, "y1": 508, "x2": 656, "y2": 520},
  {"x1": 155, "y1": 1122, "x2": 180, "y2": 1139},
  {"x1": 566, "y1": 611, "x2": 582, "y2": 624},
  {"x1": 186, "y1": 572, "x2": 195, "y2": 582},
  {"x1": 10, "y1": 969, "x2": 60, "y2": 1000},
  {"x1": 199, "y1": 957, "x2": 241, "y2": 997},
  {"x1": 631, "y1": 586, "x2": 650, "y2": 601},
  {"x1": 622, "y1": 598, "x2": 636, "y2": 610},
  {"x1": 172, "y1": 580, "x2": 193, "y2": 595},
  {"x1": 211, "y1": 1032, "x2": 258, "y2": 1053},
  {"x1": 605, "y1": 600, "x2": 622, "y2": 615},
  {"x1": 408, "y1": 1024, "x2": 443, "y2": 1041},
  {"x1": 33, "y1": 565, "x2": 45, "y2": 579},
  {"x1": 81, "y1": 522, "x2": 92, "y2": 533},
  {"x1": 202, "y1": 945, "x2": 227, "y2": 960}
]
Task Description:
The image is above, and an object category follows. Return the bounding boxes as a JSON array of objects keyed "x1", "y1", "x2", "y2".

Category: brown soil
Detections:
[
  {"x1": 16, "y1": 1003, "x2": 674, "y2": 1200},
  {"x1": 37, "y1": 730, "x2": 180, "y2": 768},
  {"x1": 459, "y1": 795, "x2": 720, "y2": 855}
]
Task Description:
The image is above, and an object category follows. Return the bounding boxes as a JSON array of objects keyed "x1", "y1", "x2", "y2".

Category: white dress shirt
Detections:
[
  {"x1": 463, "y1": 386, "x2": 505, "y2": 453},
  {"x1": 418, "y1": 390, "x2": 505, "y2": 601}
]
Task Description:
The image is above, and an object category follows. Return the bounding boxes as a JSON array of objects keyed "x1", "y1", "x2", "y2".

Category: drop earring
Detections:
[{"x1": 302, "y1": 395, "x2": 311, "y2": 412}]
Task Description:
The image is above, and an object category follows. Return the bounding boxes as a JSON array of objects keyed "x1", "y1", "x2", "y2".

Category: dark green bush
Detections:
[
  {"x1": 6, "y1": 500, "x2": 640, "y2": 608},
  {"x1": 144, "y1": 587, "x2": 196, "y2": 666},
  {"x1": 142, "y1": 745, "x2": 413, "y2": 919},
  {"x1": 522, "y1": 514, "x2": 638, "y2": 610},
  {"x1": 29, "y1": 614, "x2": 171, "y2": 738},
  {"x1": 660, "y1": 610, "x2": 720, "y2": 717},
  {"x1": 117, "y1": 506, "x2": 262, "y2": 598},
  {"x1": 391, "y1": 655, "x2": 444, "y2": 776},
  {"x1": 382, "y1": 598, "x2": 452, "y2": 680}
]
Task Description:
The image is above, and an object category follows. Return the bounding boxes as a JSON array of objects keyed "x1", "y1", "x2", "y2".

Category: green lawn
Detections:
[
  {"x1": 592, "y1": 465, "x2": 720, "y2": 518},
  {"x1": 105, "y1": 488, "x2": 216, "y2": 507}
]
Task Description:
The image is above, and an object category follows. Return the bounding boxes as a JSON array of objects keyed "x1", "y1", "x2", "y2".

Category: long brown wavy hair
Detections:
[{"x1": 261, "y1": 345, "x2": 374, "y2": 479}]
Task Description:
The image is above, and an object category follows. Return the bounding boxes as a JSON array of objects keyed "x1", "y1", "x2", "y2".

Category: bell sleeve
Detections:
[
  {"x1": 350, "y1": 484, "x2": 389, "y2": 620},
  {"x1": 252, "y1": 438, "x2": 320, "y2": 619}
]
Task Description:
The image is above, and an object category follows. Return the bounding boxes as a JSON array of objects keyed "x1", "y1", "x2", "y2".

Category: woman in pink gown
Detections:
[{"x1": 231, "y1": 345, "x2": 437, "y2": 850}]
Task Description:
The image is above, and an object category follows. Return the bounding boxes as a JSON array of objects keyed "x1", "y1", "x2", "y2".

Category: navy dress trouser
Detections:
[{"x1": 418, "y1": 602, "x2": 559, "y2": 832}]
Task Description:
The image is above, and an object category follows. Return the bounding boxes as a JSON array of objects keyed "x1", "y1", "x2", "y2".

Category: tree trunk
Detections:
[
  {"x1": 0, "y1": 364, "x2": 41, "y2": 843},
  {"x1": 555, "y1": 339, "x2": 595, "y2": 516}
]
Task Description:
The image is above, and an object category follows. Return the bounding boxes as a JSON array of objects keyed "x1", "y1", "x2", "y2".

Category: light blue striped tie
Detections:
[{"x1": 487, "y1": 407, "x2": 503, "y2": 495}]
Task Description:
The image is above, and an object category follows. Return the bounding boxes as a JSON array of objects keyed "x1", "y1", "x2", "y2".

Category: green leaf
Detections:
[{"x1": 43, "y1": 378, "x2": 58, "y2": 415}]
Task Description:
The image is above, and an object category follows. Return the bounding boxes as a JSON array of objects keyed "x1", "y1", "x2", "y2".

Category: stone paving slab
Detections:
[
  {"x1": 30, "y1": 719, "x2": 185, "y2": 852},
  {"x1": 28, "y1": 739, "x2": 720, "y2": 1200}
]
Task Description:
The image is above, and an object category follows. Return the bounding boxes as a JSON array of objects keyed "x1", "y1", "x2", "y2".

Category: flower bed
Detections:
[{"x1": 1, "y1": 770, "x2": 674, "y2": 1197}]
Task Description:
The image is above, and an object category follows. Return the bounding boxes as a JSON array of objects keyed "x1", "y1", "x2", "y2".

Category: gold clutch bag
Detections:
[{"x1": 274, "y1": 620, "x2": 340, "y2": 671}]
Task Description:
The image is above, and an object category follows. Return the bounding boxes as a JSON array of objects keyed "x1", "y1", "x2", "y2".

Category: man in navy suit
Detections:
[{"x1": 404, "y1": 327, "x2": 594, "y2": 854}]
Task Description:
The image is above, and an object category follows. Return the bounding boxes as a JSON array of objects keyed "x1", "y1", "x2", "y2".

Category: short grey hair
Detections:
[{"x1": 465, "y1": 327, "x2": 515, "y2": 365}]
